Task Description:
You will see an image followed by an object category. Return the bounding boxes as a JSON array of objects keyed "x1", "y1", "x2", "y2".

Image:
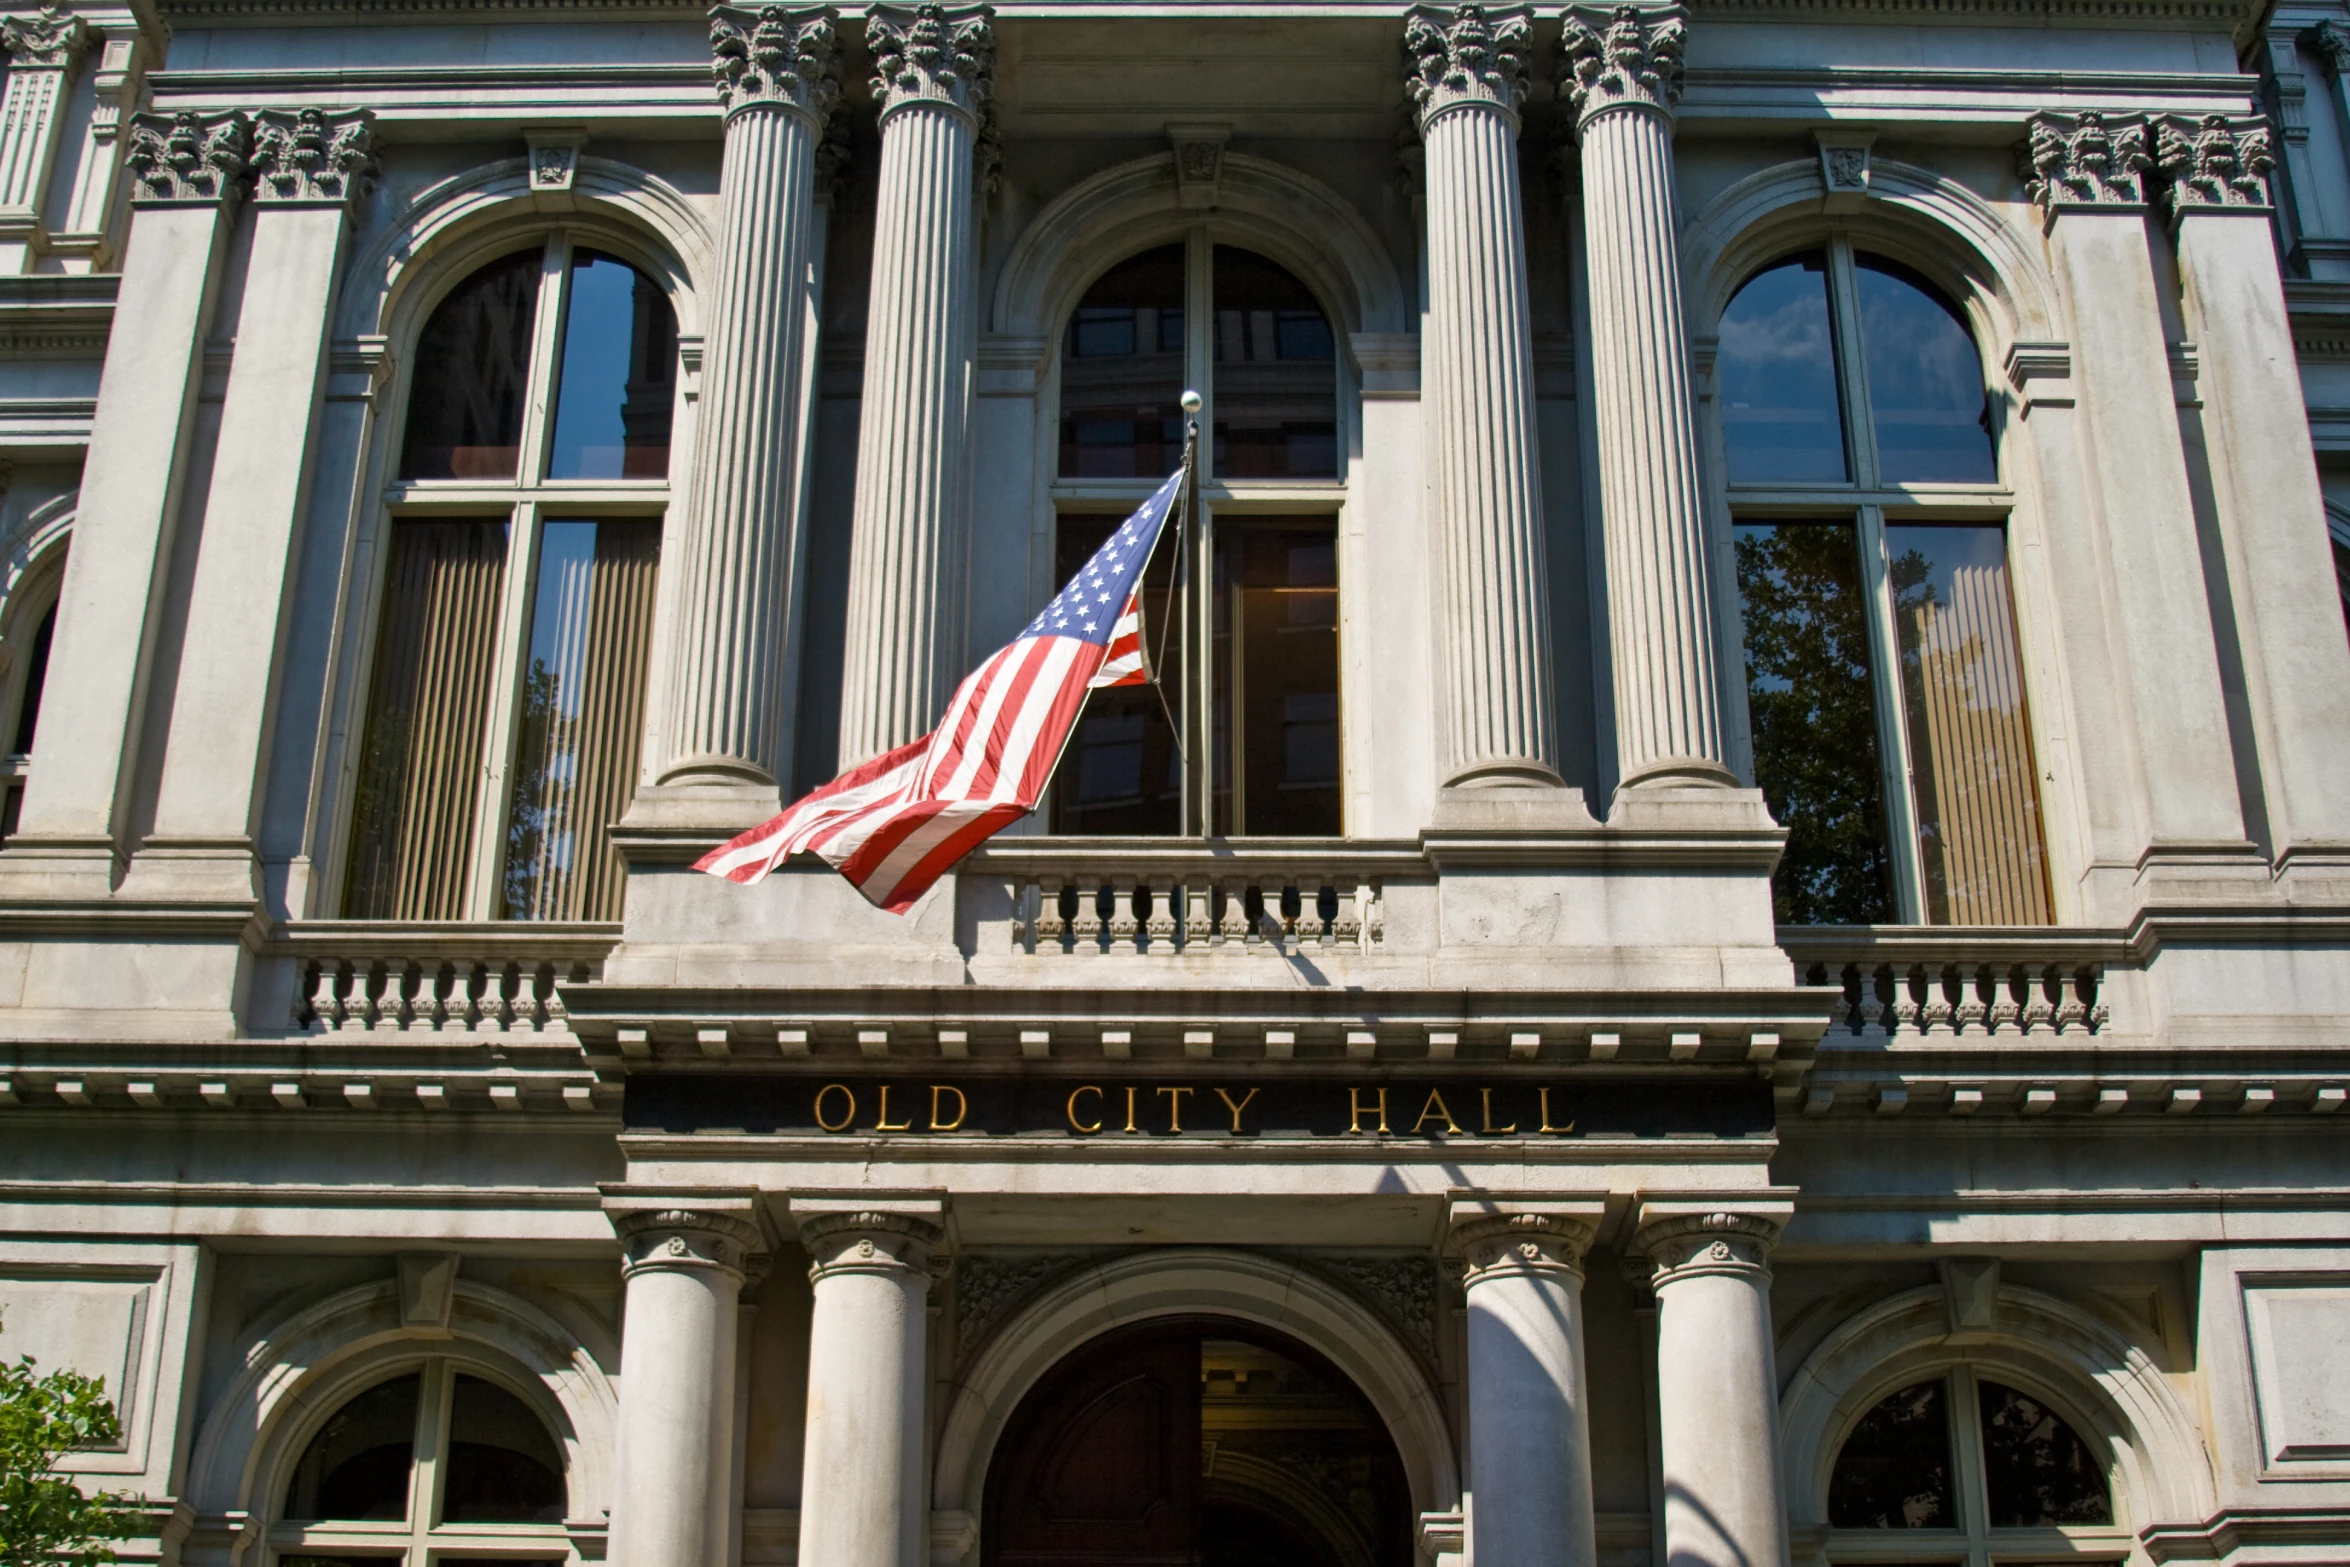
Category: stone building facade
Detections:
[{"x1": 0, "y1": 1, "x2": 2347, "y2": 1565}]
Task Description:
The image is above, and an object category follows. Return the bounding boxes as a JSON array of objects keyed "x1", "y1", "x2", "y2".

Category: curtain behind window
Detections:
[{"x1": 344, "y1": 520, "x2": 510, "y2": 919}]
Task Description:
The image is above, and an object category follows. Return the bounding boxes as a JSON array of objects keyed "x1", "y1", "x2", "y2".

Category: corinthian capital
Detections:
[
  {"x1": 2, "y1": 5, "x2": 87, "y2": 69},
  {"x1": 123, "y1": 110, "x2": 253, "y2": 207},
  {"x1": 251, "y1": 108, "x2": 377, "y2": 209},
  {"x1": 2154, "y1": 112, "x2": 2274, "y2": 214},
  {"x1": 2020, "y1": 110, "x2": 2151, "y2": 215},
  {"x1": 1405, "y1": 4, "x2": 1534, "y2": 133},
  {"x1": 709, "y1": 3, "x2": 841, "y2": 124},
  {"x1": 868, "y1": 2, "x2": 993, "y2": 125},
  {"x1": 1559, "y1": 3, "x2": 1687, "y2": 127}
]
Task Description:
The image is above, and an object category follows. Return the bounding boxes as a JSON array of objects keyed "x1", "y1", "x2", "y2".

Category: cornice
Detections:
[{"x1": 148, "y1": 0, "x2": 2263, "y2": 17}]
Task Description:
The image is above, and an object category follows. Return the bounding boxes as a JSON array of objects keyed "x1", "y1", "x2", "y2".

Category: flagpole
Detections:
[{"x1": 1149, "y1": 394, "x2": 1201, "y2": 787}]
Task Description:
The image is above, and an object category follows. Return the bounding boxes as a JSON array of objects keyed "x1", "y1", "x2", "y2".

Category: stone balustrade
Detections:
[
  {"x1": 1780, "y1": 928, "x2": 2121, "y2": 1042},
  {"x1": 275, "y1": 921, "x2": 619, "y2": 1033}
]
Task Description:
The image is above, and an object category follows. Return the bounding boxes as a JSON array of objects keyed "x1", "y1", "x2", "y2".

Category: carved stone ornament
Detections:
[
  {"x1": 2019, "y1": 110, "x2": 2151, "y2": 215},
  {"x1": 1635, "y1": 1209, "x2": 1782, "y2": 1284},
  {"x1": 800, "y1": 1208, "x2": 944, "y2": 1284},
  {"x1": 1317, "y1": 1255, "x2": 1440, "y2": 1360},
  {"x1": 2, "y1": 5, "x2": 87, "y2": 69},
  {"x1": 526, "y1": 129, "x2": 586, "y2": 193},
  {"x1": 955, "y1": 1252, "x2": 1088, "y2": 1350},
  {"x1": 615, "y1": 1206, "x2": 764, "y2": 1281},
  {"x1": 251, "y1": 108, "x2": 377, "y2": 208},
  {"x1": 1404, "y1": 3, "x2": 1534, "y2": 133},
  {"x1": 2154, "y1": 113, "x2": 2275, "y2": 214},
  {"x1": 2309, "y1": 19, "x2": 2350, "y2": 81},
  {"x1": 123, "y1": 110, "x2": 253, "y2": 207},
  {"x1": 1452, "y1": 1211, "x2": 1596, "y2": 1285},
  {"x1": 867, "y1": 2, "x2": 994, "y2": 124},
  {"x1": 1169, "y1": 122, "x2": 1231, "y2": 209},
  {"x1": 811, "y1": 109, "x2": 853, "y2": 204},
  {"x1": 709, "y1": 3, "x2": 842, "y2": 125},
  {"x1": 1558, "y1": 3, "x2": 1687, "y2": 127}
]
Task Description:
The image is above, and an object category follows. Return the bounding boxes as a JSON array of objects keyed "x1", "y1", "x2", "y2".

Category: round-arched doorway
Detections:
[{"x1": 982, "y1": 1317, "x2": 1413, "y2": 1567}]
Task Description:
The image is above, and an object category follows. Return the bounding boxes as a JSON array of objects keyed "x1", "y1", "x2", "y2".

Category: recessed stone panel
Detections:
[{"x1": 2244, "y1": 1279, "x2": 2350, "y2": 1464}]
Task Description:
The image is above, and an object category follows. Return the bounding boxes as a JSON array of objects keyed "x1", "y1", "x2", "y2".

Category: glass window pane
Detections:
[
  {"x1": 1212, "y1": 246, "x2": 1337, "y2": 479},
  {"x1": 441, "y1": 1373, "x2": 566, "y2": 1524},
  {"x1": 1216, "y1": 518, "x2": 1340, "y2": 836},
  {"x1": 1060, "y1": 245, "x2": 1186, "y2": 478},
  {"x1": 283, "y1": 1373, "x2": 420, "y2": 1522},
  {"x1": 400, "y1": 249, "x2": 541, "y2": 481},
  {"x1": 1827, "y1": 1379, "x2": 1956, "y2": 1528},
  {"x1": 13, "y1": 599, "x2": 53, "y2": 755},
  {"x1": 1050, "y1": 514, "x2": 1182, "y2": 835},
  {"x1": 2333, "y1": 536, "x2": 2350, "y2": 643},
  {"x1": 1720, "y1": 254, "x2": 1848, "y2": 484},
  {"x1": 1885, "y1": 525, "x2": 2050, "y2": 925},
  {"x1": 1978, "y1": 1380, "x2": 2113, "y2": 1527},
  {"x1": 502, "y1": 518, "x2": 661, "y2": 920},
  {"x1": 344, "y1": 520, "x2": 510, "y2": 920},
  {"x1": 1856, "y1": 256, "x2": 1997, "y2": 484},
  {"x1": 547, "y1": 252, "x2": 678, "y2": 481},
  {"x1": 1735, "y1": 520, "x2": 1896, "y2": 924}
]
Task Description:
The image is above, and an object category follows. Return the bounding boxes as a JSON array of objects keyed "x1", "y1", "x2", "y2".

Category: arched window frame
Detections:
[
  {"x1": 2326, "y1": 501, "x2": 2350, "y2": 638},
  {"x1": 267, "y1": 1354, "x2": 580, "y2": 1567},
  {"x1": 1819, "y1": 1361, "x2": 2133, "y2": 1567},
  {"x1": 1704, "y1": 225, "x2": 2050, "y2": 925},
  {"x1": 334, "y1": 214, "x2": 692, "y2": 921},
  {"x1": 0, "y1": 496, "x2": 71, "y2": 841}
]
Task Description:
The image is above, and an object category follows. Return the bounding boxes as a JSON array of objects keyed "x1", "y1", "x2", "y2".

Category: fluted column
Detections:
[
  {"x1": 1453, "y1": 1200, "x2": 1603, "y2": 1567},
  {"x1": 0, "y1": 5, "x2": 91, "y2": 273},
  {"x1": 2155, "y1": 115, "x2": 2350, "y2": 872},
  {"x1": 656, "y1": 5, "x2": 839, "y2": 802},
  {"x1": 1563, "y1": 3, "x2": 1734, "y2": 790},
  {"x1": 794, "y1": 1203, "x2": 941, "y2": 1567},
  {"x1": 1406, "y1": 4, "x2": 1563, "y2": 789},
  {"x1": 0, "y1": 111, "x2": 249, "y2": 895},
  {"x1": 836, "y1": 2, "x2": 990, "y2": 766},
  {"x1": 135, "y1": 110, "x2": 377, "y2": 902},
  {"x1": 607, "y1": 1206, "x2": 763, "y2": 1567},
  {"x1": 1638, "y1": 1203, "x2": 1793, "y2": 1567}
]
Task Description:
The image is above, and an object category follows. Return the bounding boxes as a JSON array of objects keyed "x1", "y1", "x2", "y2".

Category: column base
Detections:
[
  {"x1": 1443, "y1": 759, "x2": 1569, "y2": 790},
  {"x1": 620, "y1": 779, "x2": 788, "y2": 837},
  {"x1": 117, "y1": 837, "x2": 264, "y2": 903},
  {"x1": 0, "y1": 833, "x2": 125, "y2": 899},
  {"x1": 1617, "y1": 755, "x2": 1740, "y2": 791}
]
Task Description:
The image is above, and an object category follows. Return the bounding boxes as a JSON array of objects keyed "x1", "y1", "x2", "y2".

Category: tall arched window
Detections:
[
  {"x1": 0, "y1": 544, "x2": 62, "y2": 846},
  {"x1": 1720, "y1": 240, "x2": 2050, "y2": 926},
  {"x1": 273, "y1": 1361, "x2": 571, "y2": 1565},
  {"x1": 345, "y1": 235, "x2": 675, "y2": 921},
  {"x1": 1051, "y1": 239, "x2": 1344, "y2": 836},
  {"x1": 1825, "y1": 1370, "x2": 2122, "y2": 1567}
]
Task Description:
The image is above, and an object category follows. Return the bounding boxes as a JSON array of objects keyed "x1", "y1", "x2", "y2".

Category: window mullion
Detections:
[
  {"x1": 516, "y1": 235, "x2": 574, "y2": 488},
  {"x1": 1185, "y1": 227, "x2": 1215, "y2": 836},
  {"x1": 1857, "y1": 503, "x2": 1928, "y2": 922},
  {"x1": 1827, "y1": 238, "x2": 1882, "y2": 490},
  {"x1": 463, "y1": 500, "x2": 544, "y2": 920},
  {"x1": 1949, "y1": 1367, "x2": 1995, "y2": 1565},
  {"x1": 409, "y1": 1359, "x2": 451, "y2": 1566}
]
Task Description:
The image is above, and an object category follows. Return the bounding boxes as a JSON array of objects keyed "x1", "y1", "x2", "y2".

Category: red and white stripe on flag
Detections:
[{"x1": 693, "y1": 469, "x2": 1183, "y2": 912}]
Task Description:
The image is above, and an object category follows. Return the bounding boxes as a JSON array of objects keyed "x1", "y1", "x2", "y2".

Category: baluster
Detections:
[
  {"x1": 329, "y1": 960, "x2": 358, "y2": 1030},
  {"x1": 1072, "y1": 880, "x2": 1104, "y2": 954},
  {"x1": 1109, "y1": 875, "x2": 1140, "y2": 954},
  {"x1": 1220, "y1": 878, "x2": 1251, "y2": 946},
  {"x1": 532, "y1": 962, "x2": 557, "y2": 1029},
  {"x1": 1920, "y1": 964, "x2": 1956, "y2": 1035},
  {"x1": 1277, "y1": 884, "x2": 1302, "y2": 953},
  {"x1": 2085, "y1": 964, "x2": 2110, "y2": 1033},
  {"x1": 1988, "y1": 964, "x2": 2023, "y2": 1036},
  {"x1": 294, "y1": 959, "x2": 323, "y2": 1030},
  {"x1": 362, "y1": 960, "x2": 391, "y2": 1029},
  {"x1": 1036, "y1": 876, "x2": 1067, "y2": 955},
  {"x1": 1856, "y1": 964, "x2": 1889, "y2": 1039},
  {"x1": 1331, "y1": 879, "x2": 1362, "y2": 948},
  {"x1": 1011, "y1": 880, "x2": 1034, "y2": 954},
  {"x1": 1185, "y1": 877, "x2": 1213, "y2": 951},
  {"x1": 2054, "y1": 967, "x2": 2090, "y2": 1035},
  {"x1": 1889, "y1": 963, "x2": 1922, "y2": 1036},
  {"x1": 1364, "y1": 883, "x2": 1384, "y2": 947},
  {"x1": 1953, "y1": 964, "x2": 1988, "y2": 1035},
  {"x1": 1146, "y1": 876, "x2": 1177, "y2": 954},
  {"x1": 2021, "y1": 963, "x2": 2056, "y2": 1033},
  {"x1": 547, "y1": 965, "x2": 573, "y2": 1029}
]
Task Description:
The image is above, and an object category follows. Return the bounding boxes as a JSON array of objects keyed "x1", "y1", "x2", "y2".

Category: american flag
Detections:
[{"x1": 693, "y1": 468, "x2": 1185, "y2": 912}]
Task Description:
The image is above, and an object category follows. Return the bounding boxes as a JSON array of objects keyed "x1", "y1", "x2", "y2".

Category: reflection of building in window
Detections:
[
  {"x1": 344, "y1": 237, "x2": 673, "y2": 920},
  {"x1": 1721, "y1": 240, "x2": 2047, "y2": 925},
  {"x1": 0, "y1": 539, "x2": 63, "y2": 848}
]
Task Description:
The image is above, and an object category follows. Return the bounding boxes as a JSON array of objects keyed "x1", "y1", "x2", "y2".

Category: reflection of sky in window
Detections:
[
  {"x1": 1720, "y1": 256, "x2": 1848, "y2": 483},
  {"x1": 1857, "y1": 257, "x2": 1996, "y2": 483},
  {"x1": 548, "y1": 256, "x2": 646, "y2": 480}
]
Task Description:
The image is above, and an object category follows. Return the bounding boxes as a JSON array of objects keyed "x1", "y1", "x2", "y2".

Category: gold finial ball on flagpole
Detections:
[{"x1": 1180, "y1": 389, "x2": 1203, "y2": 414}]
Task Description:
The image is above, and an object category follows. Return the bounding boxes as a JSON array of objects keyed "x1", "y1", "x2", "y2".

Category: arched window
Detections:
[
  {"x1": 273, "y1": 1361, "x2": 570, "y2": 1566},
  {"x1": 345, "y1": 236, "x2": 675, "y2": 921},
  {"x1": 0, "y1": 533, "x2": 64, "y2": 847},
  {"x1": 2329, "y1": 508, "x2": 2350, "y2": 643},
  {"x1": 1720, "y1": 240, "x2": 2049, "y2": 926},
  {"x1": 1826, "y1": 1370, "x2": 2121, "y2": 1567},
  {"x1": 1052, "y1": 240, "x2": 1344, "y2": 836}
]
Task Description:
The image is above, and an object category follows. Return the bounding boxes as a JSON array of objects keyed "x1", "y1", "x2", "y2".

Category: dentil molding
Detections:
[
  {"x1": 1560, "y1": 3, "x2": 1689, "y2": 127},
  {"x1": 1404, "y1": 3, "x2": 1534, "y2": 132},
  {"x1": 251, "y1": 108, "x2": 378, "y2": 208},
  {"x1": 123, "y1": 110, "x2": 253, "y2": 206},
  {"x1": 709, "y1": 3, "x2": 842, "y2": 124}
]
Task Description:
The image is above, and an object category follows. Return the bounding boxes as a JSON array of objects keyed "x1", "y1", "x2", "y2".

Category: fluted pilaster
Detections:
[
  {"x1": 1564, "y1": 3, "x2": 1734, "y2": 790},
  {"x1": 658, "y1": 4, "x2": 839, "y2": 793},
  {"x1": 1407, "y1": 3, "x2": 1563, "y2": 789},
  {"x1": 0, "y1": 5, "x2": 90, "y2": 271},
  {"x1": 836, "y1": 2, "x2": 991, "y2": 765}
]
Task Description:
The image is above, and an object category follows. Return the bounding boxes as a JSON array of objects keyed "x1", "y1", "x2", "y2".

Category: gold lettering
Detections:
[
  {"x1": 929, "y1": 1084, "x2": 967, "y2": 1132},
  {"x1": 1067, "y1": 1085, "x2": 1104, "y2": 1134},
  {"x1": 1347, "y1": 1086, "x2": 1390, "y2": 1135},
  {"x1": 1124, "y1": 1085, "x2": 1139, "y2": 1134},
  {"x1": 875, "y1": 1083, "x2": 912, "y2": 1132},
  {"x1": 1413, "y1": 1089, "x2": 1462, "y2": 1136},
  {"x1": 813, "y1": 1082, "x2": 856, "y2": 1133},
  {"x1": 1157, "y1": 1085, "x2": 1194, "y2": 1133},
  {"x1": 1479, "y1": 1087, "x2": 1517, "y2": 1135},
  {"x1": 1216, "y1": 1086, "x2": 1260, "y2": 1134},
  {"x1": 1539, "y1": 1087, "x2": 1575, "y2": 1135}
]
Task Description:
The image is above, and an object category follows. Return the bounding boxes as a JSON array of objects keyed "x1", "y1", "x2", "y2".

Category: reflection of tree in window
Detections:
[
  {"x1": 1979, "y1": 1381, "x2": 2112, "y2": 1527},
  {"x1": 1828, "y1": 1380, "x2": 1954, "y2": 1528},
  {"x1": 1059, "y1": 244, "x2": 1186, "y2": 478},
  {"x1": 285, "y1": 1374, "x2": 421, "y2": 1522},
  {"x1": 400, "y1": 250, "x2": 540, "y2": 480},
  {"x1": 1826, "y1": 1370, "x2": 2113, "y2": 1546},
  {"x1": 1734, "y1": 521, "x2": 1894, "y2": 924}
]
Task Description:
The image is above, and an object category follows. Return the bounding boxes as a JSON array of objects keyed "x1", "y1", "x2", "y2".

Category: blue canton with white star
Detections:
[{"x1": 1019, "y1": 469, "x2": 1184, "y2": 646}]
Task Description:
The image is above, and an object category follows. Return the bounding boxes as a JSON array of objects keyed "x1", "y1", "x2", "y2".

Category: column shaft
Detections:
[
  {"x1": 795, "y1": 1208, "x2": 939, "y2": 1567},
  {"x1": 2, "y1": 111, "x2": 249, "y2": 891},
  {"x1": 1408, "y1": 4, "x2": 1562, "y2": 789},
  {"x1": 837, "y1": 3, "x2": 991, "y2": 766},
  {"x1": 139, "y1": 112, "x2": 375, "y2": 899},
  {"x1": 657, "y1": 6, "x2": 838, "y2": 800},
  {"x1": 1641, "y1": 1208, "x2": 1791, "y2": 1567},
  {"x1": 608, "y1": 1211, "x2": 759, "y2": 1567}
]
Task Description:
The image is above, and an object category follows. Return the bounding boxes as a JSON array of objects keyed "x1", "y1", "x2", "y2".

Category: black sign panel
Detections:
[{"x1": 625, "y1": 1072, "x2": 1773, "y2": 1140}]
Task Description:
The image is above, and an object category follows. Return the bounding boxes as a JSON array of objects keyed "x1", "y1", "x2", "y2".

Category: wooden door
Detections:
[{"x1": 984, "y1": 1325, "x2": 1201, "y2": 1566}]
